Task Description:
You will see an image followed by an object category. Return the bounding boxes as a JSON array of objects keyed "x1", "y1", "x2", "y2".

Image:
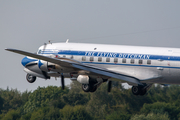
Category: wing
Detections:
[{"x1": 5, "y1": 48, "x2": 143, "y2": 85}]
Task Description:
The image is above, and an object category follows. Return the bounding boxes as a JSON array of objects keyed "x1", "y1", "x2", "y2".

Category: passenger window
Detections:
[
  {"x1": 98, "y1": 57, "x2": 102, "y2": 62},
  {"x1": 122, "y1": 58, "x2": 126, "y2": 63},
  {"x1": 82, "y1": 56, "x2": 86, "y2": 61},
  {"x1": 147, "y1": 60, "x2": 151, "y2": 65},
  {"x1": 70, "y1": 55, "x2": 73, "y2": 59},
  {"x1": 106, "y1": 58, "x2": 110, "y2": 62},
  {"x1": 63, "y1": 55, "x2": 66, "y2": 58},
  {"x1": 114, "y1": 58, "x2": 118, "y2": 63},
  {"x1": 139, "y1": 60, "x2": 143, "y2": 64},
  {"x1": 131, "y1": 59, "x2": 134, "y2": 64},
  {"x1": 90, "y1": 57, "x2": 94, "y2": 62}
]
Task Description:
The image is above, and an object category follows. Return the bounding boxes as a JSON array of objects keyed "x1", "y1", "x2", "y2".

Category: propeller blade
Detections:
[
  {"x1": 108, "y1": 81, "x2": 112, "y2": 92},
  {"x1": 61, "y1": 75, "x2": 65, "y2": 90}
]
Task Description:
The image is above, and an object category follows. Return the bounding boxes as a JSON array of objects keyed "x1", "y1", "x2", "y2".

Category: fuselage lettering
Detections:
[{"x1": 84, "y1": 51, "x2": 150, "y2": 59}]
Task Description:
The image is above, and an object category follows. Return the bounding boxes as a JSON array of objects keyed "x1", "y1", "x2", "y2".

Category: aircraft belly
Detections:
[
  {"x1": 140, "y1": 68, "x2": 180, "y2": 84},
  {"x1": 161, "y1": 68, "x2": 180, "y2": 84},
  {"x1": 87, "y1": 63, "x2": 180, "y2": 84}
]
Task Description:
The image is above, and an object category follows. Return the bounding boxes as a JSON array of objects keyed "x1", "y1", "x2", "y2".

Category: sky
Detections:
[{"x1": 1, "y1": 1, "x2": 180, "y2": 92}]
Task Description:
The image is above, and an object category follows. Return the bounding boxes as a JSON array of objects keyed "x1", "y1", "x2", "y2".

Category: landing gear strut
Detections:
[
  {"x1": 107, "y1": 81, "x2": 112, "y2": 92},
  {"x1": 26, "y1": 74, "x2": 36, "y2": 83},
  {"x1": 61, "y1": 75, "x2": 65, "y2": 90}
]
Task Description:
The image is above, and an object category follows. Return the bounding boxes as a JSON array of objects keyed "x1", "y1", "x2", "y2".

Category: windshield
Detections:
[{"x1": 37, "y1": 49, "x2": 42, "y2": 54}]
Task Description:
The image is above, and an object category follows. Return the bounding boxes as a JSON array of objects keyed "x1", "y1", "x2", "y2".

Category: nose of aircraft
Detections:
[{"x1": 21, "y1": 57, "x2": 37, "y2": 67}]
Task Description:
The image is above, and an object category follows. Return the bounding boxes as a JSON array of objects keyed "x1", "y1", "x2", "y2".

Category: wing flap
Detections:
[{"x1": 72, "y1": 64, "x2": 143, "y2": 85}]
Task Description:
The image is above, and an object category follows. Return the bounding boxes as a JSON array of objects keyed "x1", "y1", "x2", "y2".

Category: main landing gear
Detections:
[
  {"x1": 82, "y1": 84, "x2": 97, "y2": 92},
  {"x1": 26, "y1": 74, "x2": 36, "y2": 83},
  {"x1": 81, "y1": 79, "x2": 109, "y2": 93},
  {"x1": 132, "y1": 84, "x2": 152, "y2": 96},
  {"x1": 132, "y1": 86, "x2": 146, "y2": 96}
]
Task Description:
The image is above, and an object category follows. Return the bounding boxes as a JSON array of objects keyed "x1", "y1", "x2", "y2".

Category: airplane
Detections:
[{"x1": 5, "y1": 41, "x2": 180, "y2": 96}]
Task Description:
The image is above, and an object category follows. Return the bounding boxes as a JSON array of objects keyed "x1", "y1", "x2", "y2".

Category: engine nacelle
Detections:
[
  {"x1": 38, "y1": 60, "x2": 62, "y2": 72},
  {"x1": 24, "y1": 68, "x2": 47, "y2": 79},
  {"x1": 77, "y1": 75, "x2": 89, "y2": 84},
  {"x1": 38, "y1": 60, "x2": 48, "y2": 72}
]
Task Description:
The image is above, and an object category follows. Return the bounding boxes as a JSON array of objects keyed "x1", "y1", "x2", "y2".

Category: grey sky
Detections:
[{"x1": 1, "y1": 1, "x2": 180, "y2": 92}]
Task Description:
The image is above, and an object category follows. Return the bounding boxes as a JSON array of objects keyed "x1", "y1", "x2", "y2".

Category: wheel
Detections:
[
  {"x1": 132, "y1": 86, "x2": 147, "y2": 96},
  {"x1": 132, "y1": 86, "x2": 140, "y2": 95},
  {"x1": 82, "y1": 84, "x2": 93, "y2": 92},
  {"x1": 90, "y1": 86, "x2": 97, "y2": 92},
  {"x1": 26, "y1": 74, "x2": 36, "y2": 83},
  {"x1": 139, "y1": 89, "x2": 147, "y2": 96}
]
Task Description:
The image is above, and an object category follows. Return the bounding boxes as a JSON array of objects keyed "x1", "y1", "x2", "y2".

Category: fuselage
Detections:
[{"x1": 22, "y1": 42, "x2": 180, "y2": 85}]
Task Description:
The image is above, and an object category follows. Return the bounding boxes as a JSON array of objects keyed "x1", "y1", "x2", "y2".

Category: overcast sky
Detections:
[{"x1": 1, "y1": 1, "x2": 180, "y2": 92}]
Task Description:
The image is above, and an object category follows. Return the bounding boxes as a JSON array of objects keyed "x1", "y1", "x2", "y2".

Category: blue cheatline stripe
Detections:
[
  {"x1": 82, "y1": 62, "x2": 180, "y2": 69},
  {"x1": 40, "y1": 49, "x2": 180, "y2": 61}
]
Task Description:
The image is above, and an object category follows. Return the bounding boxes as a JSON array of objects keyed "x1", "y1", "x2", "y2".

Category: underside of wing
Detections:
[{"x1": 6, "y1": 48, "x2": 143, "y2": 85}]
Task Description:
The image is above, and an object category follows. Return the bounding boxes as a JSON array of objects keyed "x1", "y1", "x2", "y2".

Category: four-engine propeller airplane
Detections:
[{"x1": 5, "y1": 41, "x2": 180, "y2": 95}]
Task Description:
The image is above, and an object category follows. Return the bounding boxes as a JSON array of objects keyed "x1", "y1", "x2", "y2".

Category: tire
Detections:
[
  {"x1": 26, "y1": 74, "x2": 36, "y2": 83},
  {"x1": 132, "y1": 86, "x2": 140, "y2": 95},
  {"x1": 139, "y1": 89, "x2": 147, "y2": 96},
  {"x1": 90, "y1": 86, "x2": 97, "y2": 92},
  {"x1": 132, "y1": 86, "x2": 147, "y2": 96},
  {"x1": 82, "y1": 84, "x2": 92, "y2": 92}
]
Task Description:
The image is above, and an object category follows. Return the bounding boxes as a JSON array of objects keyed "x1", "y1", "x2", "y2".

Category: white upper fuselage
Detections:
[
  {"x1": 38, "y1": 42, "x2": 180, "y2": 56},
  {"x1": 36, "y1": 42, "x2": 180, "y2": 85}
]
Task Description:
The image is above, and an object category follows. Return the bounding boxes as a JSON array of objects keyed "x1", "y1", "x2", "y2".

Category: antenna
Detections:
[
  {"x1": 66, "y1": 39, "x2": 69, "y2": 43},
  {"x1": 48, "y1": 40, "x2": 52, "y2": 44}
]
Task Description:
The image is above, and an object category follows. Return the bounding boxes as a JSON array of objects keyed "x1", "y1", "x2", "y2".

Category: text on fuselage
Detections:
[{"x1": 85, "y1": 52, "x2": 151, "y2": 59}]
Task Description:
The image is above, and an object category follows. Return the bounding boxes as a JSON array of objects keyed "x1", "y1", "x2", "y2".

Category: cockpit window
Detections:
[{"x1": 38, "y1": 50, "x2": 42, "y2": 54}]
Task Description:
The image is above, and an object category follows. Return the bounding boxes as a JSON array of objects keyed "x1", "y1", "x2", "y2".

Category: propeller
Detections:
[
  {"x1": 61, "y1": 74, "x2": 65, "y2": 90},
  {"x1": 108, "y1": 81, "x2": 112, "y2": 92}
]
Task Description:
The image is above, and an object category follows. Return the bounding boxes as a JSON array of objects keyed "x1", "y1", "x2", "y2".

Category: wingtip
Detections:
[
  {"x1": 5, "y1": 48, "x2": 12, "y2": 51},
  {"x1": 5, "y1": 48, "x2": 9, "y2": 51},
  {"x1": 5, "y1": 48, "x2": 16, "y2": 52}
]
